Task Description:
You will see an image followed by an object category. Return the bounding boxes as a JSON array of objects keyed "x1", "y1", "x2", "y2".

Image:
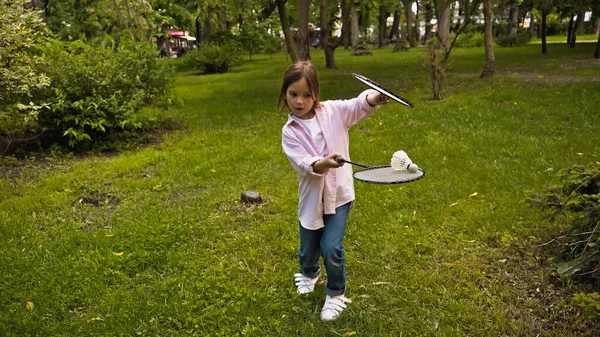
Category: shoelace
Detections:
[
  {"x1": 294, "y1": 273, "x2": 317, "y2": 293},
  {"x1": 322, "y1": 295, "x2": 352, "y2": 315}
]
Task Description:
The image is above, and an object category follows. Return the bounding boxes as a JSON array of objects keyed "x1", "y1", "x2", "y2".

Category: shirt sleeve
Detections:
[
  {"x1": 327, "y1": 89, "x2": 380, "y2": 129},
  {"x1": 282, "y1": 129, "x2": 328, "y2": 177}
]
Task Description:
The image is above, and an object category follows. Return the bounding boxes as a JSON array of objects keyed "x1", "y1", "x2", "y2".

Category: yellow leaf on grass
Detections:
[
  {"x1": 469, "y1": 192, "x2": 478, "y2": 197},
  {"x1": 113, "y1": 252, "x2": 124, "y2": 256},
  {"x1": 347, "y1": 332, "x2": 357, "y2": 336},
  {"x1": 26, "y1": 302, "x2": 34, "y2": 310},
  {"x1": 211, "y1": 169, "x2": 216, "y2": 173},
  {"x1": 577, "y1": 153, "x2": 583, "y2": 156}
]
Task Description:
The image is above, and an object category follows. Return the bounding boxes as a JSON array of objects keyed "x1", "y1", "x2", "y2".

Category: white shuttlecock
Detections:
[{"x1": 391, "y1": 150, "x2": 419, "y2": 173}]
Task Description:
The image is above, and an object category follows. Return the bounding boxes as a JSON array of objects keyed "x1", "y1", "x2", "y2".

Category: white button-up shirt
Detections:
[{"x1": 282, "y1": 90, "x2": 379, "y2": 229}]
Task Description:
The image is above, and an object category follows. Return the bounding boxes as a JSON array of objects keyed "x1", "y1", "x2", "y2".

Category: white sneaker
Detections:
[
  {"x1": 320, "y1": 294, "x2": 352, "y2": 321},
  {"x1": 294, "y1": 273, "x2": 318, "y2": 294}
]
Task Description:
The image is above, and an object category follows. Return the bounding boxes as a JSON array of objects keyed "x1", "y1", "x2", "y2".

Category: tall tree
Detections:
[
  {"x1": 480, "y1": 0, "x2": 495, "y2": 78},
  {"x1": 593, "y1": 0, "x2": 600, "y2": 57},
  {"x1": 321, "y1": 0, "x2": 350, "y2": 68},
  {"x1": 296, "y1": 0, "x2": 311, "y2": 60},
  {"x1": 378, "y1": 2, "x2": 388, "y2": 48},
  {"x1": 402, "y1": 0, "x2": 416, "y2": 47},
  {"x1": 275, "y1": 0, "x2": 299, "y2": 62},
  {"x1": 533, "y1": 0, "x2": 555, "y2": 54}
]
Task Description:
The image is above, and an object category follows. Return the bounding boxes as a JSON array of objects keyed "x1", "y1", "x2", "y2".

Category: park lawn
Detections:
[
  {"x1": 1, "y1": 43, "x2": 599, "y2": 336},
  {"x1": 529, "y1": 34, "x2": 599, "y2": 42}
]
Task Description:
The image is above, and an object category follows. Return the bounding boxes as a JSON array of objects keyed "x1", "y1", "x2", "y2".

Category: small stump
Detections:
[{"x1": 241, "y1": 191, "x2": 263, "y2": 204}]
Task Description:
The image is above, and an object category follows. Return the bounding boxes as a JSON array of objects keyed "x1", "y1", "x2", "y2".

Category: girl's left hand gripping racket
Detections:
[{"x1": 335, "y1": 157, "x2": 425, "y2": 185}]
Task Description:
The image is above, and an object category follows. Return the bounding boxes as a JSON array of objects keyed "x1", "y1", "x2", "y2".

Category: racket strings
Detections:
[{"x1": 353, "y1": 166, "x2": 424, "y2": 184}]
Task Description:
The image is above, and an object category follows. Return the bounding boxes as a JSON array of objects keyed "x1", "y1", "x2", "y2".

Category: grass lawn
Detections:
[
  {"x1": 1, "y1": 43, "x2": 599, "y2": 336},
  {"x1": 530, "y1": 34, "x2": 599, "y2": 42}
]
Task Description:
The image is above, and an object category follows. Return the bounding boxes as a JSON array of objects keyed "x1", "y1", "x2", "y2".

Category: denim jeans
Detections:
[{"x1": 298, "y1": 202, "x2": 351, "y2": 297}]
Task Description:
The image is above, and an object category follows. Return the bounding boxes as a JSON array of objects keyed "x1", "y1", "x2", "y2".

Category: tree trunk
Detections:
[
  {"x1": 436, "y1": 2, "x2": 451, "y2": 50},
  {"x1": 195, "y1": 17, "x2": 202, "y2": 44},
  {"x1": 403, "y1": 0, "x2": 415, "y2": 47},
  {"x1": 378, "y1": 5, "x2": 387, "y2": 48},
  {"x1": 276, "y1": 0, "x2": 299, "y2": 62},
  {"x1": 508, "y1": 4, "x2": 518, "y2": 36},
  {"x1": 321, "y1": 0, "x2": 335, "y2": 68},
  {"x1": 296, "y1": 0, "x2": 311, "y2": 60},
  {"x1": 480, "y1": 0, "x2": 495, "y2": 78},
  {"x1": 414, "y1": 0, "x2": 420, "y2": 43},
  {"x1": 351, "y1": 5, "x2": 360, "y2": 47},
  {"x1": 342, "y1": 0, "x2": 352, "y2": 49},
  {"x1": 567, "y1": 14, "x2": 574, "y2": 44},
  {"x1": 570, "y1": 8, "x2": 584, "y2": 48},
  {"x1": 390, "y1": 10, "x2": 401, "y2": 40},
  {"x1": 541, "y1": 10, "x2": 548, "y2": 54},
  {"x1": 424, "y1": 2, "x2": 433, "y2": 43},
  {"x1": 595, "y1": 34, "x2": 600, "y2": 58}
]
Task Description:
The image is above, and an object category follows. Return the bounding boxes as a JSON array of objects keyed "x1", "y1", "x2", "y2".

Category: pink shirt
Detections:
[{"x1": 282, "y1": 90, "x2": 380, "y2": 230}]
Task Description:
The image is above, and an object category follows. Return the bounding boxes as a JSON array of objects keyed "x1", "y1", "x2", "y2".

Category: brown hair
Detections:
[{"x1": 278, "y1": 61, "x2": 320, "y2": 112}]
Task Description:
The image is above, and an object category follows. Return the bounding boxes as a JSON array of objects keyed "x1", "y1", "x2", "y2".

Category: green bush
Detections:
[
  {"x1": 495, "y1": 33, "x2": 530, "y2": 47},
  {"x1": 573, "y1": 292, "x2": 600, "y2": 320},
  {"x1": 455, "y1": 33, "x2": 484, "y2": 47},
  {"x1": 527, "y1": 163, "x2": 600, "y2": 278},
  {"x1": 37, "y1": 37, "x2": 175, "y2": 148},
  {"x1": 185, "y1": 42, "x2": 243, "y2": 74}
]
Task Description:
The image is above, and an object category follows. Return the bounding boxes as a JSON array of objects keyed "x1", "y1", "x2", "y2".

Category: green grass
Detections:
[
  {"x1": 1, "y1": 43, "x2": 600, "y2": 336},
  {"x1": 530, "y1": 34, "x2": 599, "y2": 42}
]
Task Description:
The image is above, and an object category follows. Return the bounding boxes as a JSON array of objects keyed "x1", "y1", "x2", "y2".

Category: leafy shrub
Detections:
[
  {"x1": 527, "y1": 163, "x2": 600, "y2": 278},
  {"x1": 0, "y1": 1, "x2": 50, "y2": 139},
  {"x1": 573, "y1": 292, "x2": 600, "y2": 320},
  {"x1": 185, "y1": 42, "x2": 243, "y2": 74},
  {"x1": 455, "y1": 33, "x2": 484, "y2": 47},
  {"x1": 37, "y1": 37, "x2": 175, "y2": 148},
  {"x1": 495, "y1": 33, "x2": 530, "y2": 47},
  {"x1": 351, "y1": 38, "x2": 373, "y2": 56}
]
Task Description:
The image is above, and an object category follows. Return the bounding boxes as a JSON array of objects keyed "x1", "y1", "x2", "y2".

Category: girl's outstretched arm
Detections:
[{"x1": 311, "y1": 153, "x2": 344, "y2": 174}]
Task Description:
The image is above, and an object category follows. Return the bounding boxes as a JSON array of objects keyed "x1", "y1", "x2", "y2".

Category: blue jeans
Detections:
[{"x1": 298, "y1": 202, "x2": 351, "y2": 297}]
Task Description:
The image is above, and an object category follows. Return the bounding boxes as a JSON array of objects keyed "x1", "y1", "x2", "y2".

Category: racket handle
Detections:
[{"x1": 334, "y1": 156, "x2": 369, "y2": 168}]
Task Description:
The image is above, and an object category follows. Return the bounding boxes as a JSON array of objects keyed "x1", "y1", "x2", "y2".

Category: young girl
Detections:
[{"x1": 279, "y1": 61, "x2": 389, "y2": 321}]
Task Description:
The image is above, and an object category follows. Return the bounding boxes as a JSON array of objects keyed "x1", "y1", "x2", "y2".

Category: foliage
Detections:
[
  {"x1": 455, "y1": 32, "x2": 485, "y2": 47},
  {"x1": 0, "y1": 1, "x2": 50, "y2": 137},
  {"x1": 184, "y1": 42, "x2": 243, "y2": 74},
  {"x1": 572, "y1": 292, "x2": 600, "y2": 320},
  {"x1": 495, "y1": 32, "x2": 531, "y2": 47},
  {"x1": 527, "y1": 163, "x2": 600, "y2": 278},
  {"x1": 393, "y1": 38, "x2": 410, "y2": 52},
  {"x1": 37, "y1": 37, "x2": 175, "y2": 148},
  {"x1": 351, "y1": 37, "x2": 373, "y2": 55}
]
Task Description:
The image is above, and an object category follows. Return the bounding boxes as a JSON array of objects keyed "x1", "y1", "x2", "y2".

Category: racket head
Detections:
[
  {"x1": 352, "y1": 73, "x2": 414, "y2": 108},
  {"x1": 353, "y1": 166, "x2": 425, "y2": 184}
]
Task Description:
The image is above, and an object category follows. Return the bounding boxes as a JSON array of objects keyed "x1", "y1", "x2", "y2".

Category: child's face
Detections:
[{"x1": 286, "y1": 77, "x2": 316, "y2": 120}]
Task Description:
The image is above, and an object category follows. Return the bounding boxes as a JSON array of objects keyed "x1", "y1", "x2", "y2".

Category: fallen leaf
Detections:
[
  {"x1": 432, "y1": 131, "x2": 439, "y2": 135},
  {"x1": 450, "y1": 202, "x2": 459, "y2": 207},
  {"x1": 211, "y1": 169, "x2": 216, "y2": 173},
  {"x1": 469, "y1": 192, "x2": 478, "y2": 197},
  {"x1": 88, "y1": 317, "x2": 104, "y2": 322},
  {"x1": 348, "y1": 332, "x2": 357, "y2": 336},
  {"x1": 105, "y1": 234, "x2": 113, "y2": 237},
  {"x1": 26, "y1": 302, "x2": 34, "y2": 310},
  {"x1": 113, "y1": 252, "x2": 124, "y2": 256},
  {"x1": 577, "y1": 153, "x2": 583, "y2": 156},
  {"x1": 538, "y1": 75, "x2": 544, "y2": 79}
]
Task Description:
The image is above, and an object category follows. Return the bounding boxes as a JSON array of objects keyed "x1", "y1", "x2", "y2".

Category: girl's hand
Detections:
[
  {"x1": 367, "y1": 92, "x2": 390, "y2": 106},
  {"x1": 312, "y1": 153, "x2": 344, "y2": 173}
]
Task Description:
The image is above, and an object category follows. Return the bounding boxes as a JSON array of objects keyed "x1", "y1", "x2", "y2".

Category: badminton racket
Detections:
[
  {"x1": 352, "y1": 73, "x2": 414, "y2": 108},
  {"x1": 335, "y1": 157, "x2": 425, "y2": 185}
]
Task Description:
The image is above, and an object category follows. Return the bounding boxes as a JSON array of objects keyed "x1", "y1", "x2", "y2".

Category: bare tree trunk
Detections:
[
  {"x1": 390, "y1": 10, "x2": 401, "y2": 40},
  {"x1": 403, "y1": 0, "x2": 415, "y2": 47},
  {"x1": 570, "y1": 8, "x2": 584, "y2": 48},
  {"x1": 414, "y1": 0, "x2": 420, "y2": 43},
  {"x1": 423, "y1": 2, "x2": 433, "y2": 43},
  {"x1": 595, "y1": 34, "x2": 600, "y2": 58},
  {"x1": 508, "y1": 4, "x2": 518, "y2": 36},
  {"x1": 436, "y1": 2, "x2": 451, "y2": 50},
  {"x1": 195, "y1": 17, "x2": 202, "y2": 44},
  {"x1": 480, "y1": 0, "x2": 495, "y2": 78},
  {"x1": 378, "y1": 4, "x2": 387, "y2": 48},
  {"x1": 342, "y1": 0, "x2": 351, "y2": 48},
  {"x1": 321, "y1": 0, "x2": 335, "y2": 68},
  {"x1": 351, "y1": 5, "x2": 360, "y2": 47},
  {"x1": 276, "y1": 0, "x2": 299, "y2": 62},
  {"x1": 296, "y1": 0, "x2": 311, "y2": 60},
  {"x1": 541, "y1": 10, "x2": 548, "y2": 54},
  {"x1": 567, "y1": 14, "x2": 574, "y2": 44}
]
